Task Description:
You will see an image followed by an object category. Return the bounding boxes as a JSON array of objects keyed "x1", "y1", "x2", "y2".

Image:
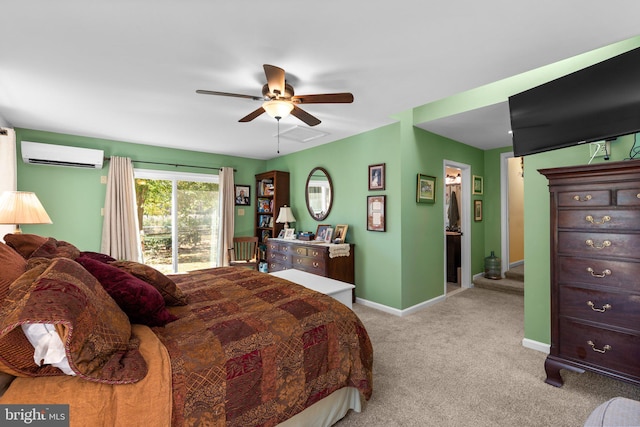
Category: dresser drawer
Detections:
[
  {"x1": 558, "y1": 209, "x2": 640, "y2": 230},
  {"x1": 557, "y1": 231, "x2": 640, "y2": 259},
  {"x1": 558, "y1": 318, "x2": 640, "y2": 379},
  {"x1": 617, "y1": 189, "x2": 640, "y2": 206},
  {"x1": 266, "y1": 241, "x2": 282, "y2": 253},
  {"x1": 558, "y1": 190, "x2": 611, "y2": 207},
  {"x1": 267, "y1": 262, "x2": 289, "y2": 272},
  {"x1": 293, "y1": 255, "x2": 326, "y2": 274},
  {"x1": 557, "y1": 256, "x2": 640, "y2": 291},
  {"x1": 291, "y1": 245, "x2": 325, "y2": 259},
  {"x1": 268, "y1": 251, "x2": 292, "y2": 266},
  {"x1": 559, "y1": 285, "x2": 640, "y2": 330}
]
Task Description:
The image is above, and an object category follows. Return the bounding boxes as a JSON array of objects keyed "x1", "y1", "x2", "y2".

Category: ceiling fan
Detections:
[{"x1": 196, "y1": 64, "x2": 354, "y2": 127}]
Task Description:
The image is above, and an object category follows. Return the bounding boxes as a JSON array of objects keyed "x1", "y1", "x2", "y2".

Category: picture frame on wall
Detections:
[
  {"x1": 474, "y1": 200, "x2": 483, "y2": 221},
  {"x1": 368, "y1": 163, "x2": 385, "y2": 190},
  {"x1": 473, "y1": 175, "x2": 484, "y2": 195},
  {"x1": 367, "y1": 195, "x2": 386, "y2": 232},
  {"x1": 234, "y1": 185, "x2": 250, "y2": 205},
  {"x1": 315, "y1": 224, "x2": 334, "y2": 242},
  {"x1": 416, "y1": 174, "x2": 436, "y2": 204}
]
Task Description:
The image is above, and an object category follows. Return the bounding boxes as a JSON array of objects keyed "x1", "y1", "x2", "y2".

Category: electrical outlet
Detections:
[{"x1": 589, "y1": 141, "x2": 610, "y2": 158}]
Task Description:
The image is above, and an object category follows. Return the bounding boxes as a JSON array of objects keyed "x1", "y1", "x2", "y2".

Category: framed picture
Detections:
[
  {"x1": 334, "y1": 224, "x2": 349, "y2": 243},
  {"x1": 368, "y1": 163, "x2": 385, "y2": 190},
  {"x1": 277, "y1": 229, "x2": 285, "y2": 239},
  {"x1": 473, "y1": 175, "x2": 483, "y2": 195},
  {"x1": 315, "y1": 224, "x2": 333, "y2": 242},
  {"x1": 416, "y1": 174, "x2": 436, "y2": 204},
  {"x1": 367, "y1": 195, "x2": 386, "y2": 232},
  {"x1": 284, "y1": 228, "x2": 295, "y2": 240},
  {"x1": 474, "y1": 200, "x2": 483, "y2": 222},
  {"x1": 234, "y1": 185, "x2": 250, "y2": 205}
]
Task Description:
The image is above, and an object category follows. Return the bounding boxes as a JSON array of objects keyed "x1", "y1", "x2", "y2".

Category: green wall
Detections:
[
  {"x1": 483, "y1": 146, "x2": 514, "y2": 261},
  {"x1": 267, "y1": 116, "x2": 487, "y2": 310},
  {"x1": 15, "y1": 128, "x2": 265, "y2": 251},
  {"x1": 267, "y1": 124, "x2": 404, "y2": 308}
]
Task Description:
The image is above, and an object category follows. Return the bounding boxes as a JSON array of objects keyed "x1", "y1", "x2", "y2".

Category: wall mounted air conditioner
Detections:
[{"x1": 21, "y1": 141, "x2": 104, "y2": 169}]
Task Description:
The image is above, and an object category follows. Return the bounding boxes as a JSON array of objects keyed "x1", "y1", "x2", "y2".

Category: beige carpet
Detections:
[{"x1": 338, "y1": 287, "x2": 640, "y2": 427}]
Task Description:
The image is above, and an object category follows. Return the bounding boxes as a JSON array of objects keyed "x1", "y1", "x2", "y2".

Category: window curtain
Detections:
[
  {"x1": 217, "y1": 167, "x2": 235, "y2": 266},
  {"x1": 0, "y1": 128, "x2": 17, "y2": 240},
  {"x1": 101, "y1": 156, "x2": 141, "y2": 261}
]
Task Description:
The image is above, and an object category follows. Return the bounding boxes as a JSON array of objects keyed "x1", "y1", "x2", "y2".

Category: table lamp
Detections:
[
  {"x1": 0, "y1": 191, "x2": 52, "y2": 234},
  {"x1": 276, "y1": 205, "x2": 296, "y2": 229}
]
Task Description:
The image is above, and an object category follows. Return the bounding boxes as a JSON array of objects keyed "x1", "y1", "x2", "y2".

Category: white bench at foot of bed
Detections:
[{"x1": 270, "y1": 269, "x2": 355, "y2": 309}]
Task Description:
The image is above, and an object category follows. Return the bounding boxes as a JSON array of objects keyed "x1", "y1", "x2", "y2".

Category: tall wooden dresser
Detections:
[{"x1": 539, "y1": 160, "x2": 640, "y2": 387}]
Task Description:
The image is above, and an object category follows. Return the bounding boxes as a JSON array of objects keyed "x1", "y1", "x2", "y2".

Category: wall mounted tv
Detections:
[{"x1": 509, "y1": 46, "x2": 640, "y2": 157}]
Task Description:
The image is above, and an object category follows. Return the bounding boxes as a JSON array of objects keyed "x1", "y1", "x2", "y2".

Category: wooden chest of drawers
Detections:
[
  {"x1": 540, "y1": 161, "x2": 640, "y2": 387},
  {"x1": 265, "y1": 238, "x2": 355, "y2": 300}
]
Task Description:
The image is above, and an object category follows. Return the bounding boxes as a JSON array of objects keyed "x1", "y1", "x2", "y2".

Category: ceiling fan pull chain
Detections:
[{"x1": 277, "y1": 117, "x2": 280, "y2": 154}]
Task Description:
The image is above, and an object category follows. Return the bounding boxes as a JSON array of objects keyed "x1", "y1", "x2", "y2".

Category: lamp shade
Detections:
[
  {"x1": 276, "y1": 206, "x2": 296, "y2": 227},
  {"x1": 262, "y1": 100, "x2": 294, "y2": 119},
  {"x1": 0, "y1": 191, "x2": 52, "y2": 232}
]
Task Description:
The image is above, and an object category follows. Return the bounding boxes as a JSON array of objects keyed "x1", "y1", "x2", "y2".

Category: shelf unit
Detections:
[{"x1": 255, "y1": 170, "x2": 290, "y2": 258}]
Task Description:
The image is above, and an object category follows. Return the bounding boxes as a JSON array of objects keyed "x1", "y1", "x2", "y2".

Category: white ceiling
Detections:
[{"x1": 1, "y1": 2, "x2": 639, "y2": 160}]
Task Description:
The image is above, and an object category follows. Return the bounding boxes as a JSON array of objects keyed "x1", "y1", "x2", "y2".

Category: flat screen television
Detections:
[{"x1": 509, "y1": 46, "x2": 640, "y2": 157}]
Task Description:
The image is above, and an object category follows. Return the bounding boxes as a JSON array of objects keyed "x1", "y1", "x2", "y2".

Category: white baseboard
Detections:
[
  {"x1": 522, "y1": 338, "x2": 550, "y2": 354},
  {"x1": 355, "y1": 294, "x2": 446, "y2": 317},
  {"x1": 509, "y1": 260, "x2": 524, "y2": 269}
]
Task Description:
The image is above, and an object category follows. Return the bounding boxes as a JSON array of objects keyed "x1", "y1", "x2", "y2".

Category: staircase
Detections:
[{"x1": 473, "y1": 263, "x2": 524, "y2": 295}]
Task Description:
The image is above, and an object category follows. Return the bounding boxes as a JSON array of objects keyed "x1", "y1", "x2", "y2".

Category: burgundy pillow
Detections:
[
  {"x1": 75, "y1": 256, "x2": 177, "y2": 327},
  {"x1": 109, "y1": 260, "x2": 188, "y2": 306},
  {"x1": 78, "y1": 251, "x2": 116, "y2": 263}
]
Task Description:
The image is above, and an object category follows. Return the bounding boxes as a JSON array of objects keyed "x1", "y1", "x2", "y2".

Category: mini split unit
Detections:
[{"x1": 21, "y1": 141, "x2": 104, "y2": 169}]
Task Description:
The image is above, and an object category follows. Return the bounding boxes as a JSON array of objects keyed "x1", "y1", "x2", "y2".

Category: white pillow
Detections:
[{"x1": 21, "y1": 323, "x2": 75, "y2": 375}]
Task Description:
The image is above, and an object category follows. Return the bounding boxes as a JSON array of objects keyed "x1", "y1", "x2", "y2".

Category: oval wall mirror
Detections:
[{"x1": 305, "y1": 167, "x2": 333, "y2": 221}]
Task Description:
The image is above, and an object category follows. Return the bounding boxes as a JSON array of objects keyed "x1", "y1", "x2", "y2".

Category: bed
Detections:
[{"x1": 0, "y1": 234, "x2": 373, "y2": 426}]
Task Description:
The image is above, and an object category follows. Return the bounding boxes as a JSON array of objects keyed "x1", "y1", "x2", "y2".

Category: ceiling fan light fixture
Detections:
[{"x1": 262, "y1": 100, "x2": 294, "y2": 119}]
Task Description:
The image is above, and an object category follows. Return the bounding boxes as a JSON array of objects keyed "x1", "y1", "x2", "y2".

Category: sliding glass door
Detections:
[{"x1": 134, "y1": 169, "x2": 219, "y2": 274}]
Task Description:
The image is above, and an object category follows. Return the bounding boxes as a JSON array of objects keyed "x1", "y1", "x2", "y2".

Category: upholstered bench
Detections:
[{"x1": 584, "y1": 397, "x2": 640, "y2": 427}]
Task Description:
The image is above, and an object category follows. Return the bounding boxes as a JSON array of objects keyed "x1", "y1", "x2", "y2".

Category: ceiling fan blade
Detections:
[
  {"x1": 290, "y1": 105, "x2": 321, "y2": 126},
  {"x1": 291, "y1": 92, "x2": 354, "y2": 104},
  {"x1": 263, "y1": 64, "x2": 286, "y2": 97},
  {"x1": 196, "y1": 90, "x2": 262, "y2": 101},
  {"x1": 239, "y1": 107, "x2": 265, "y2": 122}
]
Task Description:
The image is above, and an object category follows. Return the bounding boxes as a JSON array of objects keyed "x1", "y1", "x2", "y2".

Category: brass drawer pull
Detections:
[
  {"x1": 573, "y1": 194, "x2": 592, "y2": 202},
  {"x1": 312, "y1": 262, "x2": 319, "y2": 268},
  {"x1": 296, "y1": 259, "x2": 302, "y2": 264},
  {"x1": 585, "y1": 215, "x2": 611, "y2": 225},
  {"x1": 637, "y1": 193, "x2": 640, "y2": 199},
  {"x1": 282, "y1": 256, "x2": 288, "y2": 261},
  {"x1": 296, "y1": 249, "x2": 304, "y2": 254},
  {"x1": 311, "y1": 251, "x2": 319, "y2": 256},
  {"x1": 587, "y1": 301, "x2": 612, "y2": 312},
  {"x1": 586, "y1": 267, "x2": 611, "y2": 278},
  {"x1": 587, "y1": 340, "x2": 612, "y2": 354},
  {"x1": 283, "y1": 247, "x2": 289, "y2": 252},
  {"x1": 585, "y1": 239, "x2": 611, "y2": 250}
]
